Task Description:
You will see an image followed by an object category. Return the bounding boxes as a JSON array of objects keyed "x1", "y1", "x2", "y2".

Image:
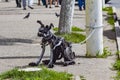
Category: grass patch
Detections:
[
  {"x1": 113, "y1": 71, "x2": 120, "y2": 80},
  {"x1": 113, "y1": 52, "x2": 120, "y2": 80},
  {"x1": 103, "y1": 7, "x2": 113, "y2": 14},
  {"x1": 113, "y1": 59, "x2": 120, "y2": 80},
  {"x1": 53, "y1": 26, "x2": 86, "y2": 43},
  {"x1": 113, "y1": 59, "x2": 120, "y2": 71},
  {"x1": 86, "y1": 47, "x2": 112, "y2": 58},
  {"x1": 53, "y1": 27, "x2": 58, "y2": 31},
  {"x1": 116, "y1": 51, "x2": 120, "y2": 56},
  {"x1": 103, "y1": 7, "x2": 113, "y2": 15},
  {"x1": 53, "y1": 26, "x2": 84, "y2": 32},
  {"x1": 80, "y1": 75, "x2": 86, "y2": 80},
  {"x1": 112, "y1": 51, "x2": 120, "y2": 80},
  {"x1": 0, "y1": 67, "x2": 72, "y2": 80},
  {"x1": 107, "y1": 16, "x2": 114, "y2": 26},
  {"x1": 55, "y1": 32, "x2": 86, "y2": 43},
  {"x1": 96, "y1": 47, "x2": 112, "y2": 58},
  {"x1": 103, "y1": 7, "x2": 115, "y2": 30},
  {"x1": 72, "y1": 26, "x2": 85, "y2": 32}
]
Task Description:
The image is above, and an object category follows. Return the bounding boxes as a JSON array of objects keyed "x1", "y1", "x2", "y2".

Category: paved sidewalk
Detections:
[{"x1": 0, "y1": 0, "x2": 117, "y2": 80}]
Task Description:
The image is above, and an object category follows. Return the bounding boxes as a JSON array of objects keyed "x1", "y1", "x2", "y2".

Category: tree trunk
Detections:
[{"x1": 58, "y1": 0, "x2": 75, "y2": 34}]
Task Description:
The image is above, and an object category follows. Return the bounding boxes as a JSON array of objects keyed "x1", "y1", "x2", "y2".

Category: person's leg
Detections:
[
  {"x1": 28, "y1": 0, "x2": 34, "y2": 9},
  {"x1": 18, "y1": 0, "x2": 21, "y2": 7},
  {"x1": 55, "y1": 0, "x2": 59, "y2": 7},
  {"x1": 42, "y1": 0, "x2": 46, "y2": 5},
  {"x1": 83, "y1": 0, "x2": 85, "y2": 10},
  {"x1": 16, "y1": 0, "x2": 19, "y2": 7},
  {"x1": 78, "y1": 0, "x2": 82, "y2": 10},
  {"x1": 22, "y1": 0, "x2": 26, "y2": 10},
  {"x1": 49, "y1": 0, "x2": 52, "y2": 8},
  {"x1": 45, "y1": 0, "x2": 48, "y2": 8},
  {"x1": 30, "y1": 0, "x2": 33, "y2": 6},
  {"x1": 38, "y1": 0, "x2": 40, "y2": 5},
  {"x1": 59, "y1": 0, "x2": 62, "y2": 5}
]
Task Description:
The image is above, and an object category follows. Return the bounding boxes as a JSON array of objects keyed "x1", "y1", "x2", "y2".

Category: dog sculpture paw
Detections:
[
  {"x1": 42, "y1": 60, "x2": 50, "y2": 65},
  {"x1": 63, "y1": 61, "x2": 75, "y2": 66},
  {"x1": 48, "y1": 64, "x2": 54, "y2": 68},
  {"x1": 29, "y1": 62, "x2": 38, "y2": 66}
]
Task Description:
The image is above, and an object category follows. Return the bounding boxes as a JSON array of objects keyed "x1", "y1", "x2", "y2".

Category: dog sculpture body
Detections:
[{"x1": 29, "y1": 20, "x2": 75, "y2": 68}]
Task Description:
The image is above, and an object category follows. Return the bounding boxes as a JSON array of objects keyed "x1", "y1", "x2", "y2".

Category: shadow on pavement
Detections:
[
  {"x1": 0, "y1": 56, "x2": 49, "y2": 59},
  {"x1": 103, "y1": 29, "x2": 116, "y2": 39},
  {"x1": 0, "y1": 38, "x2": 33, "y2": 45},
  {"x1": 115, "y1": 26, "x2": 120, "y2": 37},
  {"x1": 0, "y1": 55, "x2": 98, "y2": 60}
]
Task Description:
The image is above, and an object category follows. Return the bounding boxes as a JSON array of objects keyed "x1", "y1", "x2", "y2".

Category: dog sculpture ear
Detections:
[
  {"x1": 46, "y1": 25, "x2": 49, "y2": 29},
  {"x1": 48, "y1": 23, "x2": 54, "y2": 30},
  {"x1": 37, "y1": 20, "x2": 44, "y2": 27},
  {"x1": 50, "y1": 23, "x2": 54, "y2": 28}
]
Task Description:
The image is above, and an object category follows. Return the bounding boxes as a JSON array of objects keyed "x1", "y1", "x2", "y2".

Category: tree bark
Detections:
[{"x1": 58, "y1": 0, "x2": 75, "y2": 34}]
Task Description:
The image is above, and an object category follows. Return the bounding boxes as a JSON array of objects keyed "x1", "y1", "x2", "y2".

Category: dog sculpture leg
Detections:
[
  {"x1": 47, "y1": 46, "x2": 54, "y2": 68},
  {"x1": 29, "y1": 44, "x2": 46, "y2": 66},
  {"x1": 63, "y1": 47, "x2": 75, "y2": 66},
  {"x1": 36, "y1": 44, "x2": 46, "y2": 65}
]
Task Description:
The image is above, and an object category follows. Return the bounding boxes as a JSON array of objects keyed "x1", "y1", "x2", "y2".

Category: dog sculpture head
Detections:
[{"x1": 37, "y1": 20, "x2": 54, "y2": 40}]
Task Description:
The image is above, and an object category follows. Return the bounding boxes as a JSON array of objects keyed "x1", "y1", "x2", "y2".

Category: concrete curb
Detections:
[{"x1": 112, "y1": 7, "x2": 120, "y2": 56}]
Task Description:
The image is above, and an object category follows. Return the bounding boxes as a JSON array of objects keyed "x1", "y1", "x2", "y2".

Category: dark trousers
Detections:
[
  {"x1": 42, "y1": 0, "x2": 46, "y2": 5},
  {"x1": 59, "y1": 0, "x2": 62, "y2": 5},
  {"x1": 16, "y1": 0, "x2": 21, "y2": 7},
  {"x1": 78, "y1": 0, "x2": 85, "y2": 10}
]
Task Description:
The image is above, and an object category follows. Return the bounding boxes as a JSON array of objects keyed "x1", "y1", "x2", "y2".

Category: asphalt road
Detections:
[{"x1": 109, "y1": 0, "x2": 120, "y2": 8}]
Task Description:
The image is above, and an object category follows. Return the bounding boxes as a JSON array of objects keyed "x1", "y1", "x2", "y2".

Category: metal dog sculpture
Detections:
[{"x1": 29, "y1": 20, "x2": 75, "y2": 68}]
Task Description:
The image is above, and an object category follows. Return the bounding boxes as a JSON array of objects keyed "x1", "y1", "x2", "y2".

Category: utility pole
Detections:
[{"x1": 86, "y1": 0, "x2": 103, "y2": 56}]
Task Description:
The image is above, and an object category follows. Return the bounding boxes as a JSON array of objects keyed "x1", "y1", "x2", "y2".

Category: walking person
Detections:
[
  {"x1": 78, "y1": 0, "x2": 85, "y2": 11},
  {"x1": 22, "y1": 0, "x2": 34, "y2": 10}
]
